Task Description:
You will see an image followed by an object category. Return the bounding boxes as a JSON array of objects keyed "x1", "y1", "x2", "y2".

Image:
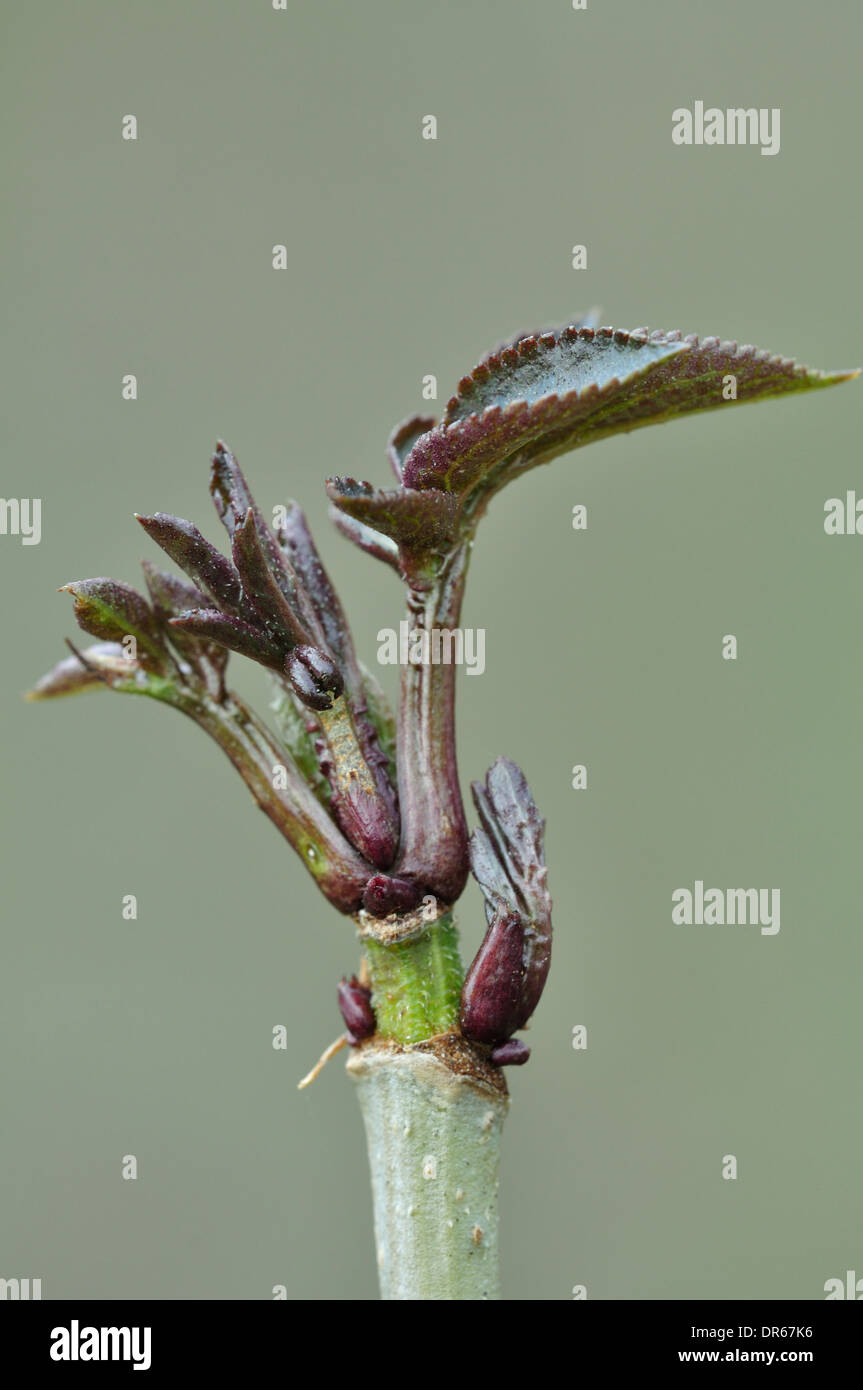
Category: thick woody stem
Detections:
[
  {"x1": 348, "y1": 1040, "x2": 508, "y2": 1300},
  {"x1": 350, "y1": 902, "x2": 508, "y2": 1300}
]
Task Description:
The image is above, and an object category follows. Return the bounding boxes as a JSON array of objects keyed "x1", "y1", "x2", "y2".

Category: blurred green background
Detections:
[{"x1": 2, "y1": 0, "x2": 861, "y2": 1300}]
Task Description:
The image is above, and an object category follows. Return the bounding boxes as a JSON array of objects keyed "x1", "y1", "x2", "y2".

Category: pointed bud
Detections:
[
  {"x1": 362, "y1": 873, "x2": 423, "y2": 917},
  {"x1": 460, "y1": 759, "x2": 553, "y2": 1048},
  {"x1": 287, "y1": 644, "x2": 344, "y2": 711},
  {"x1": 337, "y1": 977, "x2": 376, "y2": 1045},
  {"x1": 459, "y1": 909, "x2": 526, "y2": 1044}
]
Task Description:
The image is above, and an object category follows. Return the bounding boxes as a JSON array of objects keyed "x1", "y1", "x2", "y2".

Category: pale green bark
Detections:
[{"x1": 348, "y1": 1043, "x2": 508, "y2": 1300}]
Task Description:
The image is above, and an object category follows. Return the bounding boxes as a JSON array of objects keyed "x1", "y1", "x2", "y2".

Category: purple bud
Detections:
[
  {"x1": 287, "y1": 645, "x2": 344, "y2": 711},
  {"x1": 462, "y1": 759, "x2": 553, "y2": 1044},
  {"x1": 489, "y1": 1039, "x2": 531, "y2": 1067},
  {"x1": 362, "y1": 874, "x2": 423, "y2": 917},
  {"x1": 337, "y1": 976, "x2": 376, "y2": 1045},
  {"x1": 459, "y1": 910, "x2": 526, "y2": 1045}
]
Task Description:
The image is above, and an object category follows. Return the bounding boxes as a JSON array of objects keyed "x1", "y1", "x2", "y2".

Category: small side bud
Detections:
[
  {"x1": 459, "y1": 910, "x2": 526, "y2": 1045},
  {"x1": 490, "y1": 1039, "x2": 531, "y2": 1067},
  {"x1": 287, "y1": 644, "x2": 344, "y2": 711},
  {"x1": 337, "y1": 976, "x2": 376, "y2": 1045},
  {"x1": 362, "y1": 873, "x2": 423, "y2": 916}
]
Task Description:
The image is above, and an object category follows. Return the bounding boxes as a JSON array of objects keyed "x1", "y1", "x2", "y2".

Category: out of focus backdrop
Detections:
[{"x1": 1, "y1": 0, "x2": 861, "y2": 1299}]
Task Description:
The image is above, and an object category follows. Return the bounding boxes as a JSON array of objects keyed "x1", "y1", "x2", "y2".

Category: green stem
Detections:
[
  {"x1": 360, "y1": 906, "x2": 463, "y2": 1045},
  {"x1": 350, "y1": 902, "x2": 508, "y2": 1300}
]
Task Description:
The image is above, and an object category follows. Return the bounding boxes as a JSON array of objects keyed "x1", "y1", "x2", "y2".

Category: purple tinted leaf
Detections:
[
  {"x1": 141, "y1": 559, "x2": 208, "y2": 616},
  {"x1": 26, "y1": 642, "x2": 127, "y2": 700},
  {"x1": 387, "y1": 414, "x2": 438, "y2": 482},
  {"x1": 275, "y1": 506, "x2": 401, "y2": 842},
  {"x1": 231, "y1": 508, "x2": 312, "y2": 649},
  {"x1": 59, "y1": 578, "x2": 167, "y2": 671},
  {"x1": 472, "y1": 757, "x2": 550, "y2": 931},
  {"x1": 169, "y1": 608, "x2": 281, "y2": 668},
  {"x1": 136, "y1": 513, "x2": 242, "y2": 612},
  {"x1": 210, "y1": 442, "x2": 307, "y2": 618},
  {"x1": 209, "y1": 440, "x2": 258, "y2": 538},
  {"x1": 325, "y1": 478, "x2": 460, "y2": 566},
  {"x1": 275, "y1": 501, "x2": 360, "y2": 683},
  {"x1": 142, "y1": 560, "x2": 228, "y2": 699},
  {"x1": 401, "y1": 325, "x2": 858, "y2": 504},
  {"x1": 478, "y1": 308, "x2": 602, "y2": 364},
  {"x1": 329, "y1": 507, "x2": 401, "y2": 572}
]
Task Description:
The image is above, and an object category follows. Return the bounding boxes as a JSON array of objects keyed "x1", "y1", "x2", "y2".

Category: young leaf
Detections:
[
  {"x1": 330, "y1": 322, "x2": 858, "y2": 578},
  {"x1": 325, "y1": 478, "x2": 460, "y2": 574},
  {"x1": 59, "y1": 578, "x2": 167, "y2": 671},
  {"x1": 26, "y1": 642, "x2": 128, "y2": 700},
  {"x1": 142, "y1": 560, "x2": 228, "y2": 699},
  {"x1": 328, "y1": 508, "x2": 401, "y2": 571},
  {"x1": 231, "y1": 508, "x2": 312, "y2": 649},
  {"x1": 211, "y1": 441, "x2": 312, "y2": 622},
  {"x1": 387, "y1": 415, "x2": 437, "y2": 482},
  {"x1": 169, "y1": 608, "x2": 282, "y2": 668},
  {"x1": 275, "y1": 500, "x2": 363, "y2": 690},
  {"x1": 136, "y1": 513, "x2": 242, "y2": 612},
  {"x1": 401, "y1": 326, "x2": 858, "y2": 503}
]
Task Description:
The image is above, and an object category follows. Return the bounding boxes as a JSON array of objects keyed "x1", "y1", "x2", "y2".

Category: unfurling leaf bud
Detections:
[
  {"x1": 287, "y1": 644, "x2": 344, "y2": 711},
  {"x1": 460, "y1": 758, "x2": 553, "y2": 1053},
  {"x1": 489, "y1": 1039, "x2": 531, "y2": 1067},
  {"x1": 337, "y1": 976, "x2": 376, "y2": 1045}
]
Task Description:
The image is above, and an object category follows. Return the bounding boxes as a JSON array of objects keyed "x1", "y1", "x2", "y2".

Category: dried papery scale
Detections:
[{"x1": 30, "y1": 317, "x2": 858, "y2": 1299}]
